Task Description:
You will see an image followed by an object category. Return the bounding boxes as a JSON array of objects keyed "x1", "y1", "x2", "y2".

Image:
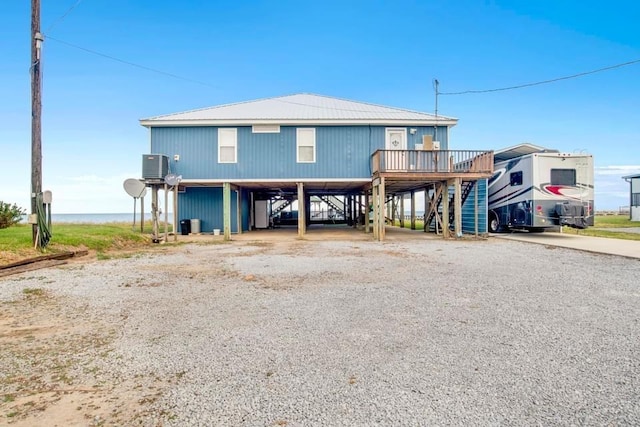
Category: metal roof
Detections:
[
  {"x1": 493, "y1": 143, "x2": 558, "y2": 163},
  {"x1": 140, "y1": 93, "x2": 457, "y2": 127},
  {"x1": 622, "y1": 174, "x2": 640, "y2": 179}
]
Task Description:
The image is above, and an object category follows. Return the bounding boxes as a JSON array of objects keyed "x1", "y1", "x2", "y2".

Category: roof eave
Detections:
[{"x1": 139, "y1": 118, "x2": 458, "y2": 127}]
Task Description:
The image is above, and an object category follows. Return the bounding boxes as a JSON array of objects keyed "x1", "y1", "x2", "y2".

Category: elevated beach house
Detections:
[{"x1": 139, "y1": 94, "x2": 493, "y2": 240}]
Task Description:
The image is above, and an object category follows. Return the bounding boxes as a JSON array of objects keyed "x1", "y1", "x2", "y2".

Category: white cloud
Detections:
[
  {"x1": 45, "y1": 172, "x2": 154, "y2": 214},
  {"x1": 593, "y1": 165, "x2": 640, "y2": 210},
  {"x1": 594, "y1": 165, "x2": 640, "y2": 176}
]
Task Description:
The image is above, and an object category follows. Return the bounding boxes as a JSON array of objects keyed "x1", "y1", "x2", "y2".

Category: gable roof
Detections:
[{"x1": 140, "y1": 93, "x2": 457, "y2": 127}]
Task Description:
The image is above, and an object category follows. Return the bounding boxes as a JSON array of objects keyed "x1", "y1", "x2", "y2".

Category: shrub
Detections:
[{"x1": 0, "y1": 201, "x2": 26, "y2": 229}]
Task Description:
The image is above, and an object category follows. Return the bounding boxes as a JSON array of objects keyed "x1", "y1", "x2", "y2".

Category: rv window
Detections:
[
  {"x1": 510, "y1": 171, "x2": 523, "y2": 186},
  {"x1": 551, "y1": 169, "x2": 576, "y2": 186}
]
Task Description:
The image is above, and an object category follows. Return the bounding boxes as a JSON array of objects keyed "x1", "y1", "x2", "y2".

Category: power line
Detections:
[
  {"x1": 440, "y1": 58, "x2": 640, "y2": 95},
  {"x1": 46, "y1": 35, "x2": 218, "y2": 88},
  {"x1": 45, "y1": 0, "x2": 85, "y2": 34}
]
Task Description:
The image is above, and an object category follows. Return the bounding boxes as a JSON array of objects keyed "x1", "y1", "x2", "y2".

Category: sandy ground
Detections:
[
  {"x1": 1, "y1": 226, "x2": 637, "y2": 425},
  {"x1": 0, "y1": 241, "x2": 192, "y2": 426}
]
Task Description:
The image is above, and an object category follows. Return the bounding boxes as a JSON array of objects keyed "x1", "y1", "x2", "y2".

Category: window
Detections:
[
  {"x1": 632, "y1": 193, "x2": 640, "y2": 207},
  {"x1": 551, "y1": 169, "x2": 576, "y2": 186},
  {"x1": 510, "y1": 171, "x2": 523, "y2": 186},
  {"x1": 218, "y1": 128, "x2": 237, "y2": 163},
  {"x1": 297, "y1": 128, "x2": 316, "y2": 163}
]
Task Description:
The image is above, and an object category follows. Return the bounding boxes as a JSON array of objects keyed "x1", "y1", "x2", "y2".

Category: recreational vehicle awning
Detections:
[{"x1": 494, "y1": 143, "x2": 558, "y2": 163}]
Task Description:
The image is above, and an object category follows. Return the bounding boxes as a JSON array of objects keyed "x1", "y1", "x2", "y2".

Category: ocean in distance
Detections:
[{"x1": 20, "y1": 213, "x2": 174, "y2": 224}]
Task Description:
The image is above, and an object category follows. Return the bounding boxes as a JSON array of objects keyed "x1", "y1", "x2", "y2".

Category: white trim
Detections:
[
  {"x1": 217, "y1": 128, "x2": 237, "y2": 163},
  {"x1": 296, "y1": 128, "x2": 316, "y2": 163},
  {"x1": 252, "y1": 124, "x2": 281, "y2": 133},
  {"x1": 179, "y1": 178, "x2": 370, "y2": 184},
  {"x1": 385, "y1": 127, "x2": 407, "y2": 150},
  {"x1": 141, "y1": 118, "x2": 458, "y2": 127}
]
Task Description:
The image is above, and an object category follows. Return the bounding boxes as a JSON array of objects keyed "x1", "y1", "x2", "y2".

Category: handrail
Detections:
[{"x1": 371, "y1": 150, "x2": 494, "y2": 174}]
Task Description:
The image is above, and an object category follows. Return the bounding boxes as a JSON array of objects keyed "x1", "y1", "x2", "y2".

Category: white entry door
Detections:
[{"x1": 385, "y1": 128, "x2": 407, "y2": 170}]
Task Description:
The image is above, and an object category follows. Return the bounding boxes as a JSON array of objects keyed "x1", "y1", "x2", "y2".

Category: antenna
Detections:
[
  {"x1": 123, "y1": 179, "x2": 147, "y2": 231},
  {"x1": 433, "y1": 78, "x2": 440, "y2": 145},
  {"x1": 164, "y1": 174, "x2": 182, "y2": 187}
]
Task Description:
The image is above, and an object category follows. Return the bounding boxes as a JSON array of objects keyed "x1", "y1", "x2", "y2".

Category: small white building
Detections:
[{"x1": 623, "y1": 174, "x2": 640, "y2": 221}]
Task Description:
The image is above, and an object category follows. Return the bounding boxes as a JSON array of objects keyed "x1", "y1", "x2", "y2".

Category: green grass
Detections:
[
  {"x1": 593, "y1": 215, "x2": 638, "y2": 228},
  {"x1": 561, "y1": 214, "x2": 640, "y2": 240},
  {"x1": 0, "y1": 221, "x2": 173, "y2": 263},
  {"x1": 390, "y1": 215, "x2": 640, "y2": 240},
  {"x1": 22, "y1": 287, "x2": 46, "y2": 297}
]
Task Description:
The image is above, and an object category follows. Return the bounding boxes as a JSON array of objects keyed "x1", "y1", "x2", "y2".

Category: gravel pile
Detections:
[{"x1": 2, "y1": 237, "x2": 639, "y2": 425}]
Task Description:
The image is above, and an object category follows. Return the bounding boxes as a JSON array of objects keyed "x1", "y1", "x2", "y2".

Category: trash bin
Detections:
[
  {"x1": 191, "y1": 218, "x2": 201, "y2": 234},
  {"x1": 180, "y1": 219, "x2": 191, "y2": 235}
]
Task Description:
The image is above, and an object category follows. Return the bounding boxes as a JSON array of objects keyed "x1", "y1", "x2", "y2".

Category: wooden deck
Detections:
[
  {"x1": 372, "y1": 149, "x2": 493, "y2": 177},
  {"x1": 369, "y1": 149, "x2": 494, "y2": 241}
]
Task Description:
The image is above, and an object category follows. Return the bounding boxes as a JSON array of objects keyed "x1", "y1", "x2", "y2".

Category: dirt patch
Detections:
[{"x1": 0, "y1": 288, "x2": 163, "y2": 425}]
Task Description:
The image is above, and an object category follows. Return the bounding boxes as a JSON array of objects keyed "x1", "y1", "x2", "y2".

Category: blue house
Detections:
[{"x1": 139, "y1": 94, "x2": 493, "y2": 240}]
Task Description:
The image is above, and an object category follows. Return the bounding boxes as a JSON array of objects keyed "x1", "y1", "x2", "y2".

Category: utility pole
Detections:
[
  {"x1": 31, "y1": 0, "x2": 43, "y2": 247},
  {"x1": 433, "y1": 78, "x2": 439, "y2": 118},
  {"x1": 433, "y1": 78, "x2": 439, "y2": 144}
]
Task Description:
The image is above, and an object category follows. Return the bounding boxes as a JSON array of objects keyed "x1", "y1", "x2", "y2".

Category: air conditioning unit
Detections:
[{"x1": 142, "y1": 154, "x2": 169, "y2": 179}]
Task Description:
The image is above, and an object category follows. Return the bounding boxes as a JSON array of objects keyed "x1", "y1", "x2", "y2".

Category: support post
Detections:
[
  {"x1": 151, "y1": 185, "x2": 159, "y2": 241},
  {"x1": 410, "y1": 190, "x2": 416, "y2": 230},
  {"x1": 236, "y1": 187, "x2": 242, "y2": 234},
  {"x1": 365, "y1": 190, "x2": 370, "y2": 234},
  {"x1": 297, "y1": 182, "x2": 305, "y2": 237},
  {"x1": 140, "y1": 194, "x2": 145, "y2": 233},
  {"x1": 352, "y1": 196, "x2": 357, "y2": 228},
  {"x1": 400, "y1": 195, "x2": 405, "y2": 228},
  {"x1": 164, "y1": 183, "x2": 169, "y2": 242},
  {"x1": 454, "y1": 178, "x2": 462, "y2": 237},
  {"x1": 424, "y1": 187, "x2": 429, "y2": 232},
  {"x1": 386, "y1": 189, "x2": 391, "y2": 228},
  {"x1": 173, "y1": 185, "x2": 178, "y2": 242},
  {"x1": 390, "y1": 196, "x2": 396, "y2": 225},
  {"x1": 380, "y1": 177, "x2": 386, "y2": 240},
  {"x1": 442, "y1": 181, "x2": 450, "y2": 238},
  {"x1": 223, "y1": 182, "x2": 231, "y2": 241},
  {"x1": 372, "y1": 185, "x2": 378, "y2": 240}
]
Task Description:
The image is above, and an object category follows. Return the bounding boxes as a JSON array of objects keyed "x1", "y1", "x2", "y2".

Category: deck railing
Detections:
[{"x1": 371, "y1": 150, "x2": 494, "y2": 174}]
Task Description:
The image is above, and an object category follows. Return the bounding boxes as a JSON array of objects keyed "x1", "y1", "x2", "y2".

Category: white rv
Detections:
[{"x1": 488, "y1": 144, "x2": 594, "y2": 233}]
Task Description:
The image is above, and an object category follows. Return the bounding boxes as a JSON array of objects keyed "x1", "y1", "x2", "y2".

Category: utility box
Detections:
[{"x1": 142, "y1": 154, "x2": 169, "y2": 179}]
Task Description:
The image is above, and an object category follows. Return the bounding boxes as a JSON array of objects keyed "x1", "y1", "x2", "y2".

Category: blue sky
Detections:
[{"x1": 1, "y1": 0, "x2": 638, "y2": 213}]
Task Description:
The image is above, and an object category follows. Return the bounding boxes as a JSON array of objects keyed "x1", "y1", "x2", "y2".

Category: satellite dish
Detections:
[
  {"x1": 123, "y1": 179, "x2": 147, "y2": 198},
  {"x1": 165, "y1": 174, "x2": 182, "y2": 186}
]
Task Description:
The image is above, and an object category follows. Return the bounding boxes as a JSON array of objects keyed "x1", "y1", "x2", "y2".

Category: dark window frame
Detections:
[
  {"x1": 550, "y1": 168, "x2": 577, "y2": 186},
  {"x1": 510, "y1": 171, "x2": 523, "y2": 186}
]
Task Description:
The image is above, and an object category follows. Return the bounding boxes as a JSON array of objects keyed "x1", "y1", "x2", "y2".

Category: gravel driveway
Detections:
[{"x1": 1, "y1": 236, "x2": 639, "y2": 426}]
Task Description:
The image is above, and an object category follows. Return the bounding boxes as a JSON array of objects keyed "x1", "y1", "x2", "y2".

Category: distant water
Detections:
[{"x1": 20, "y1": 213, "x2": 174, "y2": 224}]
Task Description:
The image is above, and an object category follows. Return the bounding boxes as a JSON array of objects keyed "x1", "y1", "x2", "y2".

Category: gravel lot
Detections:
[{"x1": 1, "y1": 235, "x2": 639, "y2": 426}]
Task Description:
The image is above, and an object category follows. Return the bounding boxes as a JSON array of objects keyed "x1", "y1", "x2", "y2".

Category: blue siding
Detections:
[
  {"x1": 178, "y1": 187, "x2": 244, "y2": 233},
  {"x1": 151, "y1": 125, "x2": 449, "y2": 180},
  {"x1": 461, "y1": 179, "x2": 488, "y2": 234}
]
